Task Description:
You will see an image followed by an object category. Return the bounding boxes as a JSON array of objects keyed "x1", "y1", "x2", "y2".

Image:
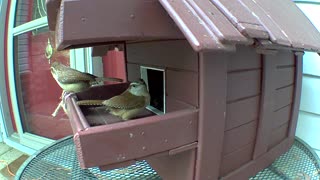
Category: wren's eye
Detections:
[{"x1": 132, "y1": 84, "x2": 137, "y2": 88}]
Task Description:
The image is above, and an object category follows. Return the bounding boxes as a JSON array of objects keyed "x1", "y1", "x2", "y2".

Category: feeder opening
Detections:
[{"x1": 140, "y1": 66, "x2": 165, "y2": 115}]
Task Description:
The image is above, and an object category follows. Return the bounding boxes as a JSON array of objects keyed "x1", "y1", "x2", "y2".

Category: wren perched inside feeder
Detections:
[{"x1": 47, "y1": 0, "x2": 320, "y2": 179}]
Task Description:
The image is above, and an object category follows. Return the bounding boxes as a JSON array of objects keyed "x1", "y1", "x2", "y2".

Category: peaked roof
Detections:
[
  {"x1": 47, "y1": 0, "x2": 320, "y2": 53},
  {"x1": 159, "y1": 0, "x2": 320, "y2": 52}
]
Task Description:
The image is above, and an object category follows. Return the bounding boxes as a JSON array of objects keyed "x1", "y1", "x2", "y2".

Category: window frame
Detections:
[
  {"x1": 0, "y1": 0, "x2": 7, "y2": 143},
  {"x1": 0, "y1": 0, "x2": 36, "y2": 153},
  {"x1": 6, "y1": 0, "x2": 55, "y2": 153},
  {"x1": 0, "y1": 0, "x2": 93, "y2": 153}
]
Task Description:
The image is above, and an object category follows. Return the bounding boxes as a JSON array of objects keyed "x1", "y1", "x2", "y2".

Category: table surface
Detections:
[{"x1": 15, "y1": 136, "x2": 320, "y2": 180}]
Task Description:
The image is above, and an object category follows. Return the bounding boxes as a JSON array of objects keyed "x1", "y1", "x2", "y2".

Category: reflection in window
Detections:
[
  {"x1": 32, "y1": 0, "x2": 47, "y2": 20},
  {"x1": 91, "y1": 45, "x2": 127, "y2": 85},
  {"x1": 14, "y1": 27, "x2": 72, "y2": 139},
  {"x1": 15, "y1": 0, "x2": 47, "y2": 27}
]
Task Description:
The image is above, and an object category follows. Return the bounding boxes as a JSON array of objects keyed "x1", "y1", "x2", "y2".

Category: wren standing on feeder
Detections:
[
  {"x1": 77, "y1": 79, "x2": 150, "y2": 120},
  {"x1": 103, "y1": 79, "x2": 150, "y2": 120},
  {"x1": 50, "y1": 61, "x2": 123, "y2": 117},
  {"x1": 50, "y1": 61, "x2": 123, "y2": 93}
]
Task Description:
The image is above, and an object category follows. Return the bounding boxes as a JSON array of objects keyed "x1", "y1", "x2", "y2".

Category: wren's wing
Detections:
[
  {"x1": 57, "y1": 68, "x2": 97, "y2": 84},
  {"x1": 103, "y1": 91, "x2": 146, "y2": 110}
]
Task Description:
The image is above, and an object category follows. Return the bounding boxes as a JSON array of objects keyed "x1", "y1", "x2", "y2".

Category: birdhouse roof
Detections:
[
  {"x1": 159, "y1": 0, "x2": 320, "y2": 52},
  {"x1": 47, "y1": 0, "x2": 320, "y2": 53}
]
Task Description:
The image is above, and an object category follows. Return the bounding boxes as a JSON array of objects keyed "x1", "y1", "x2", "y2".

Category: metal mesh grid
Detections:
[
  {"x1": 16, "y1": 136, "x2": 320, "y2": 180},
  {"x1": 16, "y1": 136, "x2": 161, "y2": 180},
  {"x1": 251, "y1": 138, "x2": 320, "y2": 180}
]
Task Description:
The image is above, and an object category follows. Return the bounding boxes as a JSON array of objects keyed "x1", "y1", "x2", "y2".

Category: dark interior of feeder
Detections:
[
  {"x1": 147, "y1": 69, "x2": 164, "y2": 112},
  {"x1": 141, "y1": 67, "x2": 165, "y2": 114}
]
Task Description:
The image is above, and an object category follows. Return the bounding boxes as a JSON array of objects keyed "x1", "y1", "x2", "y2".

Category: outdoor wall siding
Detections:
[
  {"x1": 296, "y1": 70, "x2": 320, "y2": 158},
  {"x1": 296, "y1": 112, "x2": 320, "y2": 157},
  {"x1": 295, "y1": 3, "x2": 320, "y2": 159},
  {"x1": 300, "y1": 76, "x2": 320, "y2": 114}
]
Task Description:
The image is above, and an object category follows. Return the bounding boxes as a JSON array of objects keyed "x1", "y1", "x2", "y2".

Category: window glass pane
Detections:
[
  {"x1": 14, "y1": 27, "x2": 72, "y2": 140},
  {"x1": 15, "y1": 0, "x2": 47, "y2": 27}
]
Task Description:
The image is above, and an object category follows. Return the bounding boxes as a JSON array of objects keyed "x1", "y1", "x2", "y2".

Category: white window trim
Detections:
[
  {"x1": 0, "y1": 0, "x2": 5, "y2": 143},
  {"x1": 70, "y1": 47, "x2": 93, "y2": 74},
  {"x1": 3, "y1": 0, "x2": 93, "y2": 153},
  {"x1": 0, "y1": 0, "x2": 15, "y2": 144},
  {"x1": 13, "y1": 16, "x2": 48, "y2": 36}
]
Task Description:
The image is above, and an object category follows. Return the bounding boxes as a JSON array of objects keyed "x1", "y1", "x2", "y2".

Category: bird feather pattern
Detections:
[
  {"x1": 103, "y1": 91, "x2": 146, "y2": 109},
  {"x1": 51, "y1": 62, "x2": 123, "y2": 93},
  {"x1": 77, "y1": 100, "x2": 104, "y2": 106},
  {"x1": 75, "y1": 79, "x2": 149, "y2": 120},
  {"x1": 57, "y1": 69, "x2": 97, "y2": 84}
]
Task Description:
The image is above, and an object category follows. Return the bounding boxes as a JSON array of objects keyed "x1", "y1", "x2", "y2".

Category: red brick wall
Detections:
[{"x1": 20, "y1": 32, "x2": 68, "y2": 114}]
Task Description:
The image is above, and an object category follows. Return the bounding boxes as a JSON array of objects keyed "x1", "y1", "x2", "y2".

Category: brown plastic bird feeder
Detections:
[{"x1": 46, "y1": 0, "x2": 320, "y2": 179}]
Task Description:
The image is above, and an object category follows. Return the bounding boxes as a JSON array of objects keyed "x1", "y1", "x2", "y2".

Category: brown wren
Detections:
[
  {"x1": 50, "y1": 61, "x2": 123, "y2": 93},
  {"x1": 77, "y1": 79, "x2": 150, "y2": 120}
]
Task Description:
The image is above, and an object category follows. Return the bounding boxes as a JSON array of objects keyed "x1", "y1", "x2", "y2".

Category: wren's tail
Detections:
[
  {"x1": 77, "y1": 100, "x2": 105, "y2": 106},
  {"x1": 94, "y1": 77, "x2": 123, "y2": 83}
]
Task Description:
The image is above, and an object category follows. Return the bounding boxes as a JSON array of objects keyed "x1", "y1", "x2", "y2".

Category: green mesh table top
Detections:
[
  {"x1": 15, "y1": 136, "x2": 161, "y2": 180},
  {"x1": 16, "y1": 136, "x2": 320, "y2": 180},
  {"x1": 250, "y1": 138, "x2": 320, "y2": 180}
]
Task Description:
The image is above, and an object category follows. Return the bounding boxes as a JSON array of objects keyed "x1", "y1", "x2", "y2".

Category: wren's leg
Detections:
[
  {"x1": 52, "y1": 100, "x2": 63, "y2": 117},
  {"x1": 52, "y1": 91, "x2": 66, "y2": 117}
]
